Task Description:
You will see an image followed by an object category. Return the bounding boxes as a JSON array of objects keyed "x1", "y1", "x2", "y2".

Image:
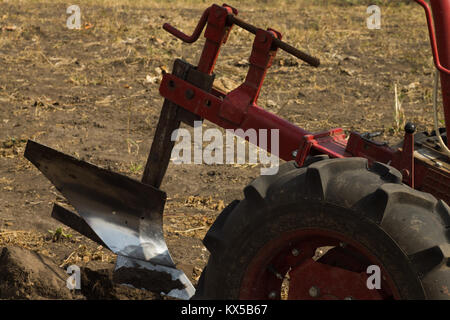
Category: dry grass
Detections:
[
  {"x1": 0, "y1": 229, "x2": 46, "y2": 251},
  {"x1": 0, "y1": 227, "x2": 116, "y2": 266}
]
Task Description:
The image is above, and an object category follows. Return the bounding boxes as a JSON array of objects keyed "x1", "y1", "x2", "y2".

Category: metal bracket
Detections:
[{"x1": 142, "y1": 59, "x2": 214, "y2": 188}]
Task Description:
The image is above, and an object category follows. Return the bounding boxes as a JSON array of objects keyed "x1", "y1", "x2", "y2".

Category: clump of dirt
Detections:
[
  {"x1": 0, "y1": 245, "x2": 165, "y2": 300},
  {"x1": 114, "y1": 267, "x2": 184, "y2": 294},
  {"x1": 79, "y1": 267, "x2": 159, "y2": 300},
  {"x1": 0, "y1": 245, "x2": 73, "y2": 299}
]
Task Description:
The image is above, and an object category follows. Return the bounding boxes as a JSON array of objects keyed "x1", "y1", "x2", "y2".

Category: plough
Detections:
[{"x1": 25, "y1": 1, "x2": 449, "y2": 299}]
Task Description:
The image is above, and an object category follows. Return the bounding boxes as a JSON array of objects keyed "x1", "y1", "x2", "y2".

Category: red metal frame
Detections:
[
  {"x1": 161, "y1": 3, "x2": 450, "y2": 203},
  {"x1": 415, "y1": 0, "x2": 450, "y2": 147},
  {"x1": 238, "y1": 228, "x2": 400, "y2": 300}
]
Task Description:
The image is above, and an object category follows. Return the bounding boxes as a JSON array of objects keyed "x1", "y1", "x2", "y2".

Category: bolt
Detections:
[
  {"x1": 308, "y1": 286, "x2": 320, "y2": 298},
  {"x1": 339, "y1": 242, "x2": 347, "y2": 248},
  {"x1": 185, "y1": 89, "x2": 195, "y2": 100},
  {"x1": 268, "y1": 291, "x2": 277, "y2": 299},
  {"x1": 267, "y1": 265, "x2": 283, "y2": 280},
  {"x1": 401, "y1": 169, "x2": 410, "y2": 179},
  {"x1": 344, "y1": 296, "x2": 354, "y2": 300},
  {"x1": 435, "y1": 161, "x2": 443, "y2": 168},
  {"x1": 404, "y1": 122, "x2": 416, "y2": 134},
  {"x1": 291, "y1": 150, "x2": 298, "y2": 158},
  {"x1": 291, "y1": 248, "x2": 300, "y2": 256}
]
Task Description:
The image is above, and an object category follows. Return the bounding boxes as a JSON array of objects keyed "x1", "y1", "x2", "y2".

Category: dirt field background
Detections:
[{"x1": 0, "y1": 0, "x2": 442, "y2": 299}]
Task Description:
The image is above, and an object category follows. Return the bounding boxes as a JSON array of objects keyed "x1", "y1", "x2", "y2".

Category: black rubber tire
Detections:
[{"x1": 194, "y1": 157, "x2": 450, "y2": 300}]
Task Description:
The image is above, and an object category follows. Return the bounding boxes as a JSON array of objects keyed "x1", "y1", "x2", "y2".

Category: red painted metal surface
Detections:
[
  {"x1": 160, "y1": 4, "x2": 346, "y2": 162},
  {"x1": 160, "y1": 73, "x2": 309, "y2": 160},
  {"x1": 161, "y1": 3, "x2": 450, "y2": 200},
  {"x1": 238, "y1": 229, "x2": 399, "y2": 300},
  {"x1": 415, "y1": 0, "x2": 450, "y2": 75},
  {"x1": 416, "y1": 0, "x2": 450, "y2": 147},
  {"x1": 420, "y1": 166, "x2": 450, "y2": 202},
  {"x1": 288, "y1": 259, "x2": 382, "y2": 300},
  {"x1": 164, "y1": 4, "x2": 237, "y2": 75},
  {"x1": 392, "y1": 128, "x2": 415, "y2": 187},
  {"x1": 345, "y1": 131, "x2": 416, "y2": 187}
]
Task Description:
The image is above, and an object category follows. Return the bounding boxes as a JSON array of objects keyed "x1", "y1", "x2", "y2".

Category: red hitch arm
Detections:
[
  {"x1": 159, "y1": 4, "x2": 339, "y2": 163},
  {"x1": 415, "y1": 0, "x2": 450, "y2": 75},
  {"x1": 227, "y1": 15, "x2": 320, "y2": 67},
  {"x1": 162, "y1": 7, "x2": 211, "y2": 43},
  {"x1": 163, "y1": 5, "x2": 320, "y2": 67}
]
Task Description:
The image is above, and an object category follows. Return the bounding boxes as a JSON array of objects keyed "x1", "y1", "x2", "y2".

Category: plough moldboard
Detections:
[{"x1": 24, "y1": 140, "x2": 194, "y2": 299}]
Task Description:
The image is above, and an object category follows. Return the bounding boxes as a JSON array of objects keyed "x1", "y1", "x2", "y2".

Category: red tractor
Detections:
[{"x1": 25, "y1": 0, "x2": 449, "y2": 299}]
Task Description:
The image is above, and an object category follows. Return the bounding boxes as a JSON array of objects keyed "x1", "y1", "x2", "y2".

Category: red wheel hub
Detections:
[{"x1": 239, "y1": 229, "x2": 400, "y2": 300}]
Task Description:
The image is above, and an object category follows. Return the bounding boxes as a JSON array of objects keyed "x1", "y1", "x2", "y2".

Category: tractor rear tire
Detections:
[{"x1": 194, "y1": 157, "x2": 450, "y2": 300}]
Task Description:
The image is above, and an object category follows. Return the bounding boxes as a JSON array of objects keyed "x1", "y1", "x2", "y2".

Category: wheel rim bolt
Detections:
[
  {"x1": 291, "y1": 248, "x2": 300, "y2": 256},
  {"x1": 308, "y1": 286, "x2": 320, "y2": 298},
  {"x1": 268, "y1": 291, "x2": 277, "y2": 299}
]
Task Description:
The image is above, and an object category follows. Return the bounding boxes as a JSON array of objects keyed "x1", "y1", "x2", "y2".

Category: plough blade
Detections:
[
  {"x1": 115, "y1": 256, "x2": 195, "y2": 300},
  {"x1": 51, "y1": 203, "x2": 106, "y2": 247},
  {"x1": 24, "y1": 140, "x2": 195, "y2": 299}
]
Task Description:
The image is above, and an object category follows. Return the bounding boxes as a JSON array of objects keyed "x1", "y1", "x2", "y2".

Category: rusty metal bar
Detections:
[
  {"x1": 142, "y1": 59, "x2": 214, "y2": 188},
  {"x1": 227, "y1": 15, "x2": 320, "y2": 67}
]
